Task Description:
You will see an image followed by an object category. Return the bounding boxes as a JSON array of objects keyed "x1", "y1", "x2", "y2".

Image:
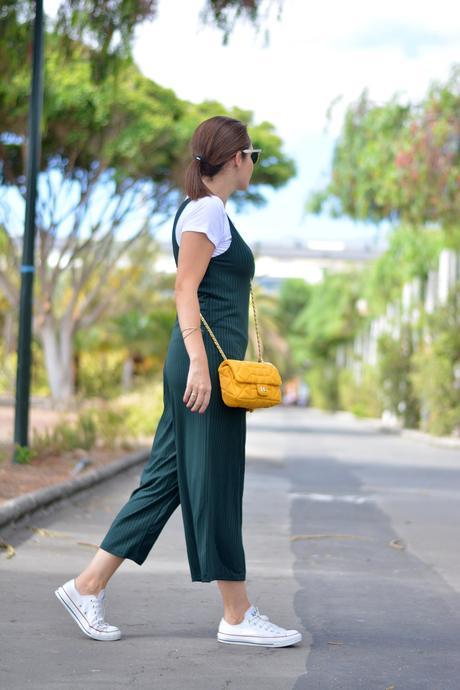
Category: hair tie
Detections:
[{"x1": 193, "y1": 154, "x2": 221, "y2": 176}]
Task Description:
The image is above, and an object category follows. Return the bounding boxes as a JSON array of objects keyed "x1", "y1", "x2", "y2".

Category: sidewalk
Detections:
[
  {"x1": 312, "y1": 407, "x2": 460, "y2": 450},
  {"x1": 0, "y1": 438, "x2": 306, "y2": 690}
]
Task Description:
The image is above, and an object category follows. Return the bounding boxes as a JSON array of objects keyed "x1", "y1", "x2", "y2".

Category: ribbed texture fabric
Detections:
[{"x1": 99, "y1": 197, "x2": 255, "y2": 582}]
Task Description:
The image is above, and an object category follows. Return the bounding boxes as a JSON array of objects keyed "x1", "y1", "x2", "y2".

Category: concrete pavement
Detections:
[
  {"x1": 0, "y1": 409, "x2": 306, "y2": 690},
  {"x1": 2, "y1": 406, "x2": 460, "y2": 689}
]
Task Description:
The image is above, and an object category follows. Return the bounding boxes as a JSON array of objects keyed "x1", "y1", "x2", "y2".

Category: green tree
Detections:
[
  {"x1": 2, "y1": 1, "x2": 281, "y2": 81},
  {"x1": 71, "y1": 237, "x2": 177, "y2": 397},
  {"x1": 297, "y1": 270, "x2": 363, "y2": 358},
  {"x1": 0, "y1": 25, "x2": 295, "y2": 405},
  {"x1": 286, "y1": 270, "x2": 364, "y2": 409},
  {"x1": 246, "y1": 280, "x2": 290, "y2": 373},
  {"x1": 362, "y1": 223, "x2": 443, "y2": 317},
  {"x1": 274, "y1": 278, "x2": 312, "y2": 377},
  {"x1": 307, "y1": 65, "x2": 460, "y2": 242}
]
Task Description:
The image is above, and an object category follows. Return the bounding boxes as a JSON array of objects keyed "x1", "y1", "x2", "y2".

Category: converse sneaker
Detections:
[
  {"x1": 54, "y1": 578, "x2": 121, "y2": 641},
  {"x1": 217, "y1": 604, "x2": 302, "y2": 647}
]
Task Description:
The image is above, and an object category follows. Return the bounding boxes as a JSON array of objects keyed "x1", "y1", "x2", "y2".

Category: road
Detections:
[{"x1": 1, "y1": 407, "x2": 460, "y2": 689}]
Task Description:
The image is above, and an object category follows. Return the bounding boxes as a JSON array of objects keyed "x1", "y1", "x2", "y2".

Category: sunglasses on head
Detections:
[{"x1": 242, "y1": 148, "x2": 262, "y2": 164}]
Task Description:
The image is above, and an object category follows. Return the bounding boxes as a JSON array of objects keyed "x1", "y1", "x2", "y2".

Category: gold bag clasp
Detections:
[{"x1": 257, "y1": 383, "x2": 269, "y2": 396}]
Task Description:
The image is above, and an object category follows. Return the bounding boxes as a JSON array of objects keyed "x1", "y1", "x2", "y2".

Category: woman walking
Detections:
[{"x1": 54, "y1": 116, "x2": 302, "y2": 648}]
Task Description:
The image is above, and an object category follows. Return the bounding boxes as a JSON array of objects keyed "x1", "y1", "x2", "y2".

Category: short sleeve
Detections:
[{"x1": 178, "y1": 196, "x2": 227, "y2": 249}]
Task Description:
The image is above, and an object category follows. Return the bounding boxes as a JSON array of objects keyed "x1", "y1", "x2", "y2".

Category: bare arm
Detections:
[{"x1": 174, "y1": 231, "x2": 215, "y2": 413}]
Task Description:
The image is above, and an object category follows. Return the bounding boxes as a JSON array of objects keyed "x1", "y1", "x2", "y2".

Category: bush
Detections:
[
  {"x1": 12, "y1": 444, "x2": 38, "y2": 464},
  {"x1": 76, "y1": 350, "x2": 126, "y2": 399},
  {"x1": 30, "y1": 380, "x2": 164, "y2": 458},
  {"x1": 338, "y1": 365, "x2": 383, "y2": 418},
  {"x1": 377, "y1": 329, "x2": 420, "y2": 428},
  {"x1": 307, "y1": 363, "x2": 340, "y2": 411},
  {"x1": 31, "y1": 413, "x2": 97, "y2": 457},
  {"x1": 411, "y1": 287, "x2": 460, "y2": 435}
]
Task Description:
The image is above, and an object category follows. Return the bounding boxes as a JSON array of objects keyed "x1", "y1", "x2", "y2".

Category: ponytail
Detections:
[{"x1": 184, "y1": 116, "x2": 250, "y2": 200}]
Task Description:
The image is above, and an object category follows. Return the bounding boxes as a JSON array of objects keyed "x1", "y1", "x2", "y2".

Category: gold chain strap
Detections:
[
  {"x1": 250, "y1": 280, "x2": 264, "y2": 363},
  {"x1": 199, "y1": 314, "x2": 227, "y2": 360},
  {"x1": 199, "y1": 280, "x2": 264, "y2": 363}
]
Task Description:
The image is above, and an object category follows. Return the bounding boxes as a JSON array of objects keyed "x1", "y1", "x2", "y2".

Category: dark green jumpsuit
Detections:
[{"x1": 99, "y1": 197, "x2": 256, "y2": 582}]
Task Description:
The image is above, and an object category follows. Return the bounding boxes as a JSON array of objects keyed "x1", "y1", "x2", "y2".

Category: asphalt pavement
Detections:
[{"x1": 1, "y1": 407, "x2": 460, "y2": 689}]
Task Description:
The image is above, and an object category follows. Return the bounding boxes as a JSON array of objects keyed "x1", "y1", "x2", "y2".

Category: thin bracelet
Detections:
[
  {"x1": 181, "y1": 326, "x2": 199, "y2": 334},
  {"x1": 183, "y1": 327, "x2": 200, "y2": 340},
  {"x1": 182, "y1": 331, "x2": 199, "y2": 340}
]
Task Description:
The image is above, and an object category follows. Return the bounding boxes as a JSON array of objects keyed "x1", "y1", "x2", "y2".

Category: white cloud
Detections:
[{"x1": 133, "y1": 0, "x2": 460, "y2": 141}]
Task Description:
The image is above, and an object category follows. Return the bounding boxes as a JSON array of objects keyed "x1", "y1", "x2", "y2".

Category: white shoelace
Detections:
[
  {"x1": 91, "y1": 593, "x2": 108, "y2": 628},
  {"x1": 79, "y1": 591, "x2": 111, "y2": 629},
  {"x1": 93, "y1": 592, "x2": 110, "y2": 628},
  {"x1": 248, "y1": 607, "x2": 285, "y2": 634}
]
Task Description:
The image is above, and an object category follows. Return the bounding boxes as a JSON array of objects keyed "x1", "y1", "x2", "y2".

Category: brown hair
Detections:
[{"x1": 184, "y1": 116, "x2": 251, "y2": 200}]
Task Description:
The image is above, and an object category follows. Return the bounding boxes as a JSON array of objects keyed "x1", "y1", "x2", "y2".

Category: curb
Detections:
[
  {"x1": 329, "y1": 409, "x2": 460, "y2": 449},
  {"x1": 398, "y1": 428, "x2": 460, "y2": 449},
  {"x1": 0, "y1": 448, "x2": 149, "y2": 529}
]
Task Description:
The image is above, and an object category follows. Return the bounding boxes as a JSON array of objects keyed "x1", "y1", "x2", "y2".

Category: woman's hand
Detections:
[{"x1": 183, "y1": 355, "x2": 212, "y2": 413}]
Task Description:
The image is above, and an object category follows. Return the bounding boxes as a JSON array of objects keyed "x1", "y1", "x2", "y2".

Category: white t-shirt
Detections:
[{"x1": 175, "y1": 195, "x2": 232, "y2": 258}]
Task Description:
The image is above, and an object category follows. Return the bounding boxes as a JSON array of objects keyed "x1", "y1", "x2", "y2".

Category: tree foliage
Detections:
[
  {"x1": 286, "y1": 64, "x2": 460, "y2": 429},
  {"x1": 295, "y1": 270, "x2": 364, "y2": 359},
  {"x1": 361, "y1": 224, "x2": 443, "y2": 316},
  {"x1": 0, "y1": 11, "x2": 294, "y2": 403},
  {"x1": 1, "y1": 0, "x2": 282, "y2": 81},
  {"x1": 201, "y1": 0, "x2": 283, "y2": 44},
  {"x1": 307, "y1": 65, "x2": 460, "y2": 240}
]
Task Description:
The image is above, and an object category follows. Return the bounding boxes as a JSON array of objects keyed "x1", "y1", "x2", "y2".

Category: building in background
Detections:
[{"x1": 154, "y1": 238, "x2": 384, "y2": 292}]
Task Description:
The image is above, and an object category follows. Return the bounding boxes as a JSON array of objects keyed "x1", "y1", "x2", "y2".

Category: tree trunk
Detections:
[
  {"x1": 3, "y1": 310, "x2": 15, "y2": 353},
  {"x1": 39, "y1": 315, "x2": 75, "y2": 407},
  {"x1": 122, "y1": 356, "x2": 134, "y2": 391}
]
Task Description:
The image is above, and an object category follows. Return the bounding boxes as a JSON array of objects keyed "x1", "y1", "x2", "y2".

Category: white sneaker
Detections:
[
  {"x1": 217, "y1": 604, "x2": 302, "y2": 648},
  {"x1": 54, "y1": 578, "x2": 122, "y2": 641}
]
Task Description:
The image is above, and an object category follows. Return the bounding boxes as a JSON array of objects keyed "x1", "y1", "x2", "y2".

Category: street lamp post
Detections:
[{"x1": 12, "y1": 0, "x2": 45, "y2": 462}]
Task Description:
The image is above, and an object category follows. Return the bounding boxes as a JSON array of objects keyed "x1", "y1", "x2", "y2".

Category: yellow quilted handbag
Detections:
[{"x1": 200, "y1": 281, "x2": 282, "y2": 413}]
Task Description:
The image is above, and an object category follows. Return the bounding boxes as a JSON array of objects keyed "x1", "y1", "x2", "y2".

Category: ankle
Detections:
[
  {"x1": 75, "y1": 574, "x2": 106, "y2": 596},
  {"x1": 223, "y1": 603, "x2": 251, "y2": 625}
]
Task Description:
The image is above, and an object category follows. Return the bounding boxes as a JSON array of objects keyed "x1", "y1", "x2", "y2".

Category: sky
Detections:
[{"x1": 43, "y1": 0, "x2": 460, "y2": 250}]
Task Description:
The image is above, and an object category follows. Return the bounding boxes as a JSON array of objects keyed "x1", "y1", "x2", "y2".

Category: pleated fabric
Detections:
[{"x1": 99, "y1": 197, "x2": 255, "y2": 582}]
